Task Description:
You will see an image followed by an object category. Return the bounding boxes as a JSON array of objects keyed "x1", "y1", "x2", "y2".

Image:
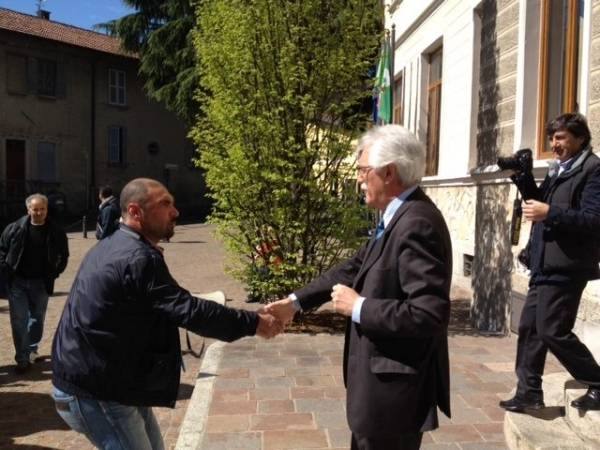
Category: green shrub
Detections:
[{"x1": 192, "y1": 0, "x2": 381, "y2": 301}]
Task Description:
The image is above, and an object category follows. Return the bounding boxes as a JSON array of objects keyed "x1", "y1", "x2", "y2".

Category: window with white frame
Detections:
[
  {"x1": 108, "y1": 68, "x2": 126, "y2": 105},
  {"x1": 108, "y1": 126, "x2": 126, "y2": 164}
]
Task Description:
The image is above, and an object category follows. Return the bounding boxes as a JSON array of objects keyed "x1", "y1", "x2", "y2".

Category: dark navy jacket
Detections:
[
  {"x1": 52, "y1": 225, "x2": 258, "y2": 407},
  {"x1": 513, "y1": 149, "x2": 600, "y2": 281},
  {"x1": 95, "y1": 196, "x2": 121, "y2": 240}
]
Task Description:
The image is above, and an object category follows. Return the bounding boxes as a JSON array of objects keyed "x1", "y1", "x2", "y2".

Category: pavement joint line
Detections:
[{"x1": 175, "y1": 291, "x2": 226, "y2": 450}]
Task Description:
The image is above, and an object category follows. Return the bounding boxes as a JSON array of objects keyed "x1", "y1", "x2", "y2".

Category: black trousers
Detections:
[
  {"x1": 351, "y1": 432, "x2": 423, "y2": 450},
  {"x1": 515, "y1": 280, "x2": 600, "y2": 398}
]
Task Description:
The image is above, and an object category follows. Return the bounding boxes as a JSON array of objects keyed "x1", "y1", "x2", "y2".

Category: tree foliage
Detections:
[
  {"x1": 192, "y1": 0, "x2": 382, "y2": 300},
  {"x1": 95, "y1": 0, "x2": 199, "y2": 124}
]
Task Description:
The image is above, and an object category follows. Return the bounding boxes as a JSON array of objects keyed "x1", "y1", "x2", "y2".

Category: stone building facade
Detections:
[
  {"x1": 0, "y1": 8, "x2": 206, "y2": 223},
  {"x1": 385, "y1": 0, "x2": 600, "y2": 355}
]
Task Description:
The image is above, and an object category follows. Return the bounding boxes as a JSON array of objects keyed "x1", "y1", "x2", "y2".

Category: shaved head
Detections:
[
  {"x1": 120, "y1": 178, "x2": 165, "y2": 217},
  {"x1": 120, "y1": 178, "x2": 179, "y2": 244}
]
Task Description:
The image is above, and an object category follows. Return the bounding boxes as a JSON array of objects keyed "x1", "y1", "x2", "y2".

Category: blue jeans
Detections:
[
  {"x1": 8, "y1": 276, "x2": 49, "y2": 363},
  {"x1": 52, "y1": 387, "x2": 164, "y2": 450}
]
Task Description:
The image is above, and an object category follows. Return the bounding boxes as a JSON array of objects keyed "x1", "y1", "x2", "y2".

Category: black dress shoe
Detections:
[
  {"x1": 571, "y1": 388, "x2": 600, "y2": 411},
  {"x1": 499, "y1": 395, "x2": 545, "y2": 412}
]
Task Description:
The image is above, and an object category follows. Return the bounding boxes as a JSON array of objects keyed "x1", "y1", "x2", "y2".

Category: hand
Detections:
[
  {"x1": 522, "y1": 200, "x2": 550, "y2": 222},
  {"x1": 261, "y1": 298, "x2": 296, "y2": 326},
  {"x1": 331, "y1": 284, "x2": 359, "y2": 317},
  {"x1": 255, "y1": 313, "x2": 283, "y2": 339}
]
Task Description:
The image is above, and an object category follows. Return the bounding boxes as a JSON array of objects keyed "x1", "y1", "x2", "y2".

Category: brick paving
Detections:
[
  {"x1": 0, "y1": 223, "x2": 564, "y2": 449},
  {"x1": 197, "y1": 330, "x2": 563, "y2": 450}
]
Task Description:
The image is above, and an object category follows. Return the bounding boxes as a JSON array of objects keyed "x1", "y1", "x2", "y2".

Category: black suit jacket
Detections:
[{"x1": 295, "y1": 187, "x2": 452, "y2": 437}]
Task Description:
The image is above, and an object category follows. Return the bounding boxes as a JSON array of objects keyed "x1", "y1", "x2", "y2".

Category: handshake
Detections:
[{"x1": 253, "y1": 284, "x2": 361, "y2": 339}]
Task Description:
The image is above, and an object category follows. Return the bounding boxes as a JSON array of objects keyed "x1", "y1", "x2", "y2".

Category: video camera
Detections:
[
  {"x1": 498, "y1": 149, "x2": 534, "y2": 248},
  {"x1": 497, "y1": 148, "x2": 533, "y2": 174}
]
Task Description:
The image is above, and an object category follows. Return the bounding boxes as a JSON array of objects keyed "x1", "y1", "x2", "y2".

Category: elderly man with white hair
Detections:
[
  {"x1": 0, "y1": 193, "x2": 69, "y2": 374},
  {"x1": 265, "y1": 125, "x2": 453, "y2": 450}
]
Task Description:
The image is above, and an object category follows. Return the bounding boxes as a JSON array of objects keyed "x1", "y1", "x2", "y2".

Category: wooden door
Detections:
[{"x1": 6, "y1": 139, "x2": 26, "y2": 197}]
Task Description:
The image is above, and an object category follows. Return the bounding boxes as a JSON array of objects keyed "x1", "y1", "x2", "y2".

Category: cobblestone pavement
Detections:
[
  {"x1": 0, "y1": 223, "x2": 563, "y2": 450},
  {"x1": 198, "y1": 326, "x2": 562, "y2": 450}
]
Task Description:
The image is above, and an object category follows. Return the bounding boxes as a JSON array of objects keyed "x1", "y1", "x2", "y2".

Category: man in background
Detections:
[
  {"x1": 0, "y1": 193, "x2": 69, "y2": 373},
  {"x1": 96, "y1": 185, "x2": 120, "y2": 240}
]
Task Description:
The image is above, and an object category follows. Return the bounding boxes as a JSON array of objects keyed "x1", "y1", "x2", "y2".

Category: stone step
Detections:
[
  {"x1": 504, "y1": 372, "x2": 591, "y2": 450},
  {"x1": 564, "y1": 382, "x2": 600, "y2": 445},
  {"x1": 545, "y1": 372, "x2": 570, "y2": 406},
  {"x1": 504, "y1": 409, "x2": 587, "y2": 450}
]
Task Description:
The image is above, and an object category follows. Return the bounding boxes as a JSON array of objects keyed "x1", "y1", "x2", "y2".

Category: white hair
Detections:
[
  {"x1": 357, "y1": 125, "x2": 425, "y2": 187},
  {"x1": 25, "y1": 193, "x2": 48, "y2": 208}
]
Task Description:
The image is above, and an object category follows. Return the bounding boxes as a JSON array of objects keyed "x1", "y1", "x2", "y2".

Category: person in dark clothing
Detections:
[
  {"x1": 95, "y1": 185, "x2": 120, "y2": 240},
  {"x1": 0, "y1": 193, "x2": 69, "y2": 374},
  {"x1": 51, "y1": 178, "x2": 282, "y2": 450},
  {"x1": 499, "y1": 113, "x2": 600, "y2": 413}
]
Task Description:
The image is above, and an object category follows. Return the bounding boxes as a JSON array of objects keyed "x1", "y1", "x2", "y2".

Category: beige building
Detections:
[
  {"x1": 384, "y1": 0, "x2": 600, "y2": 350},
  {"x1": 0, "y1": 7, "x2": 206, "y2": 223}
]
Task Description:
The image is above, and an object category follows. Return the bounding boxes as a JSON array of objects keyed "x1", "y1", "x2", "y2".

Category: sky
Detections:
[{"x1": 0, "y1": 0, "x2": 135, "y2": 31}]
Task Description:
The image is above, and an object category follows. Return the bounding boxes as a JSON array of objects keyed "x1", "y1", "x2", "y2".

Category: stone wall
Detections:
[
  {"x1": 423, "y1": 183, "x2": 476, "y2": 290},
  {"x1": 471, "y1": 0, "x2": 519, "y2": 332},
  {"x1": 587, "y1": 0, "x2": 600, "y2": 136},
  {"x1": 0, "y1": 30, "x2": 206, "y2": 218},
  {"x1": 476, "y1": 0, "x2": 519, "y2": 165}
]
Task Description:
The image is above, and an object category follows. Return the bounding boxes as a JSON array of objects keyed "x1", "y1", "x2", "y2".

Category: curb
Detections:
[{"x1": 175, "y1": 291, "x2": 226, "y2": 450}]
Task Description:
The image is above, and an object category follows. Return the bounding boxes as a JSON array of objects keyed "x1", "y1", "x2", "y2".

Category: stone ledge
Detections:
[
  {"x1": 504, "y1": 410, "x2": 587, "y2": 450},
  {"x1": 175, "y1": 291, "x2": 226, "y2": 450},
  {"x1": 564, "y1": 383, "x2": 600, "y2": 445},
  {"x1": 574, "y1": 309, "x2": 600, "y2": 363},
  {"x1": 504, "y1": 372, "x2": 600, "y2": 450}
]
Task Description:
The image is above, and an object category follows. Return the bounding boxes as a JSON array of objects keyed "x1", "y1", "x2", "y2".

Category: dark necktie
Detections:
[{"x1": 375, "y1": 219, "x2": 385, "y2": 240}]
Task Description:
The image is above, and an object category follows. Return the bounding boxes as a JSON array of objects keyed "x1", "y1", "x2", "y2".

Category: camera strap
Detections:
[{"x1": 510, "y1": 190, "x2": 523, "y2": 246}]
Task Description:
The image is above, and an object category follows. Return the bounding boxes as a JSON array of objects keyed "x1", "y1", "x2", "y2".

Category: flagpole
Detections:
[
  {"x1": 373, "y1": 30, "x2": 392, "y2": 126},
  {"x1": 391, "y1": 24, "x2": 395, "y2": 124},
  {"x1": 381, "y1": 29, "x2": 389, "y2": 126}
]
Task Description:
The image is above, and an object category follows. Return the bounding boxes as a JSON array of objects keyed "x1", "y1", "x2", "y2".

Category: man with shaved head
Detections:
[{"x1": 51, "y1": 178, "x2": 282, "y2": 450}]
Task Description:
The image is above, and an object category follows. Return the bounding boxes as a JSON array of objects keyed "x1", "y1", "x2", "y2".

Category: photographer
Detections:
[{"x1": 499, "y1": 113, "x2": 600, "y2": 413}]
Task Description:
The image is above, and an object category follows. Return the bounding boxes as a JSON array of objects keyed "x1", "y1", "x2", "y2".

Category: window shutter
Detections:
[
  {"x1": 7, "y1": 54, "x2": 27, "y2": 94},
  {"x1": 56, "y1": 62, "x2": 67, "y2": 98},
  {"x1": 108, "y1": 127, "x2": 119, "y2": 163},
  {"x1": 27, "y1": 57, "x2": 38, "y2": 93},
  {"x1": 120, "y1": 127, "x2": 127, "y2": 164},
  {"x1": 37, "y1": 142, "x2": 57, "y2": 181}
]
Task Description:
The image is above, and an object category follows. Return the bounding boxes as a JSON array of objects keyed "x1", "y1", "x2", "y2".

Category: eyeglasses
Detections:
[{"x1": 356, "y1": 165, "x2": 374, "y2": 176}]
